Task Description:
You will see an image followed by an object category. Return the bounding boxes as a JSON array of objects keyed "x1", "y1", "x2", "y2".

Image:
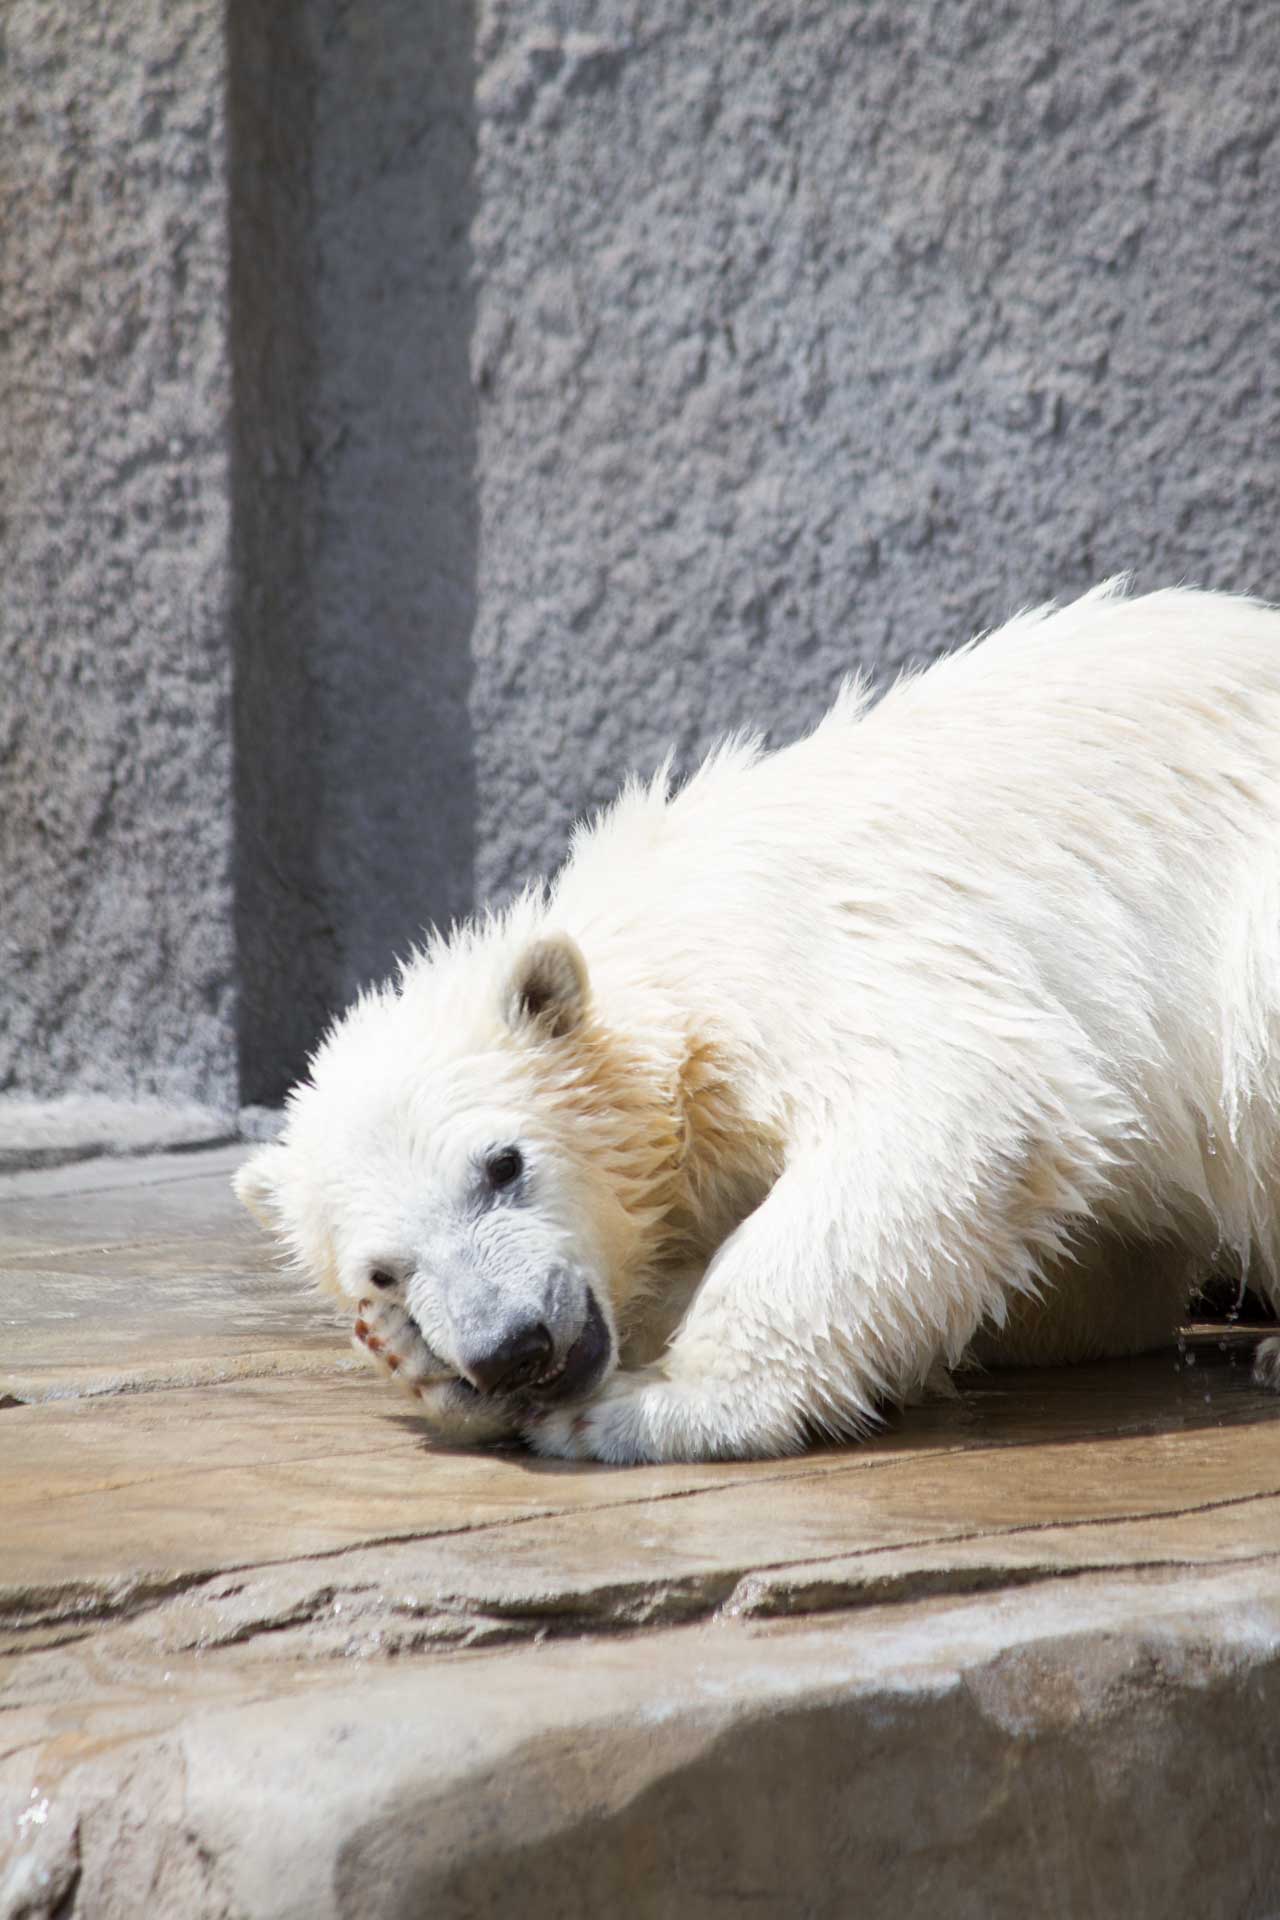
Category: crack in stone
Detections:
[
  {"x1": 721, "y1": 1488, "x2": 1280, "y2": 1618},
  {"x1": 2, "y1": 1409, "x2": 433, "y2": 1506},
  {"x1": 175, "y1": 1575, "x2": 750, "y2": 1661},
  {"x1": 0, "y1": 1570, "x2": 222, "y2": 1635},
  {"x1": 722, "y1": 1552, "x2": 1280, "y2": 1621},
  {"x1": 8, "y1": 1450, "x2": 1279, "y2": 1643},
  {"x1": 8, "y1": 1402, "x2": 1280, "y2": 1662},
  {"x1": 133, "y1": 1545, "x2": 1280, "y2": 1667},
  {"x1": 0, "y1": 1355, "x2": 359, "y2": 1410},
  {"x1": 738, "y1": 1479, "x2": 1280, "y2": 1583},
  {"x1": 129, "y1": 1509, "x2": 1280, "y2": 1666}
]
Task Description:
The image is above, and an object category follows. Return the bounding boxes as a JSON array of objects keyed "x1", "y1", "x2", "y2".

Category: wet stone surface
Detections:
[{"x1": 2, "y1": 1147, "x2": 1280, "y2": 1918}]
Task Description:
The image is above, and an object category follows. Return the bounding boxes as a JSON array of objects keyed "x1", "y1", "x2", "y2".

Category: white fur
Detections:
[{"x1": 237, "y1": 581, "x2": 1280, "y2": 1462}]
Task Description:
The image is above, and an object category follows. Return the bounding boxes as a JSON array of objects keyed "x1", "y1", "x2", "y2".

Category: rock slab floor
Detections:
[{"x1": 3, "y1": 1147, "x2": 1280, "y2": 1918}]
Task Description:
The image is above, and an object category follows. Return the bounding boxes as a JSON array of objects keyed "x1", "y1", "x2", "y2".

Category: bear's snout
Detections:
[
  {"x1": 457, "y1": 1291, "x2": 613, "y2": 1406},
  {"x1": 461, "y1": 1318, "x2": 553, "y2": 1396}
]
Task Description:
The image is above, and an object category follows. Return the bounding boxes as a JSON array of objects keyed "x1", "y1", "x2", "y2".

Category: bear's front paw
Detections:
[
  {"x1": 522, "y1": 1402, "x2": 599, "y2": 1462},
  {"x1": 352, "y1": 1295, "x2": 450, "y2": 1401},
  {"x1": 521, "y1": 1365, "x2": 784, "y2": 1465},
  {"x1": 522, "y1": 1371, "x2": 672, "y2": 1464},
  {"x1": 353, "y1": 1297, "x2": 517, "y2": 1444}
]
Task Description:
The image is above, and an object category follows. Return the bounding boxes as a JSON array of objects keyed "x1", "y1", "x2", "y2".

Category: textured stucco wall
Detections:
[
  {"x1": 6, "y1": 0, "x2": 1280, "y2": 1109},
  {"x1": 468, "y1": 0, "x2": 1280, "y2": 901},
  {"x1": 0, "y1": 0, "x2": 235, "y2": 1105}
]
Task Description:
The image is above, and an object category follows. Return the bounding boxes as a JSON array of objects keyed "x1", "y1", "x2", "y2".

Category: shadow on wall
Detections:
[{"x1": 227, "y1": 0, "x2": 479, "y2": 1105}]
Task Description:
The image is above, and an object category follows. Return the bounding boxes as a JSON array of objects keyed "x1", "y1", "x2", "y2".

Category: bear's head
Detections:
[{"x1": 235, "y1": 921, "x2": 685, "y2": 1442}]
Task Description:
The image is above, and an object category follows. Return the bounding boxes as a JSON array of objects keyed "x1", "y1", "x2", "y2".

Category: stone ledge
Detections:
[
  {"x1": 4, "y1": 1567, "x2": 1280, "y2": 1920},
  {"x1": 0, "y1": 1099, "x2": 239, "y2": 1174},
  {"x1": 2, "y1": 1146, "x2": 1279, "y2": 1917},
  {"x1": 0, "y1": 1103, "x2": 284, "y2": 1176}
]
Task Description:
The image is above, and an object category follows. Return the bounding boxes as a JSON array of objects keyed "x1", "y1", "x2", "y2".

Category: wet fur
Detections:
[{"x1": 239, "y1": 582, "x2": 1280, "y2": 1462}]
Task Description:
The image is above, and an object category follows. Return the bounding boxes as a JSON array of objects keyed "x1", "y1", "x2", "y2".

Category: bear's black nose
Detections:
[{"x1": 464, "y1": 1320, "x2": 553, "y2": 1396}]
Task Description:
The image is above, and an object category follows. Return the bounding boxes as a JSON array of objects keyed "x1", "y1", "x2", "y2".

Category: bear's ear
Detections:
[
  {"x1": 503, "y1": 933, "x2": 590, "y2": 1039},
  {"x1": 233, "y1": 1142, "x2": 290, "y2": 1229}
]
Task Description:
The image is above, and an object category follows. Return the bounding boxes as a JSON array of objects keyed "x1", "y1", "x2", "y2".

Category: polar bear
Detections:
[{"x1": 237, "y1": 581, "x2": 1280, "y2": 1463}]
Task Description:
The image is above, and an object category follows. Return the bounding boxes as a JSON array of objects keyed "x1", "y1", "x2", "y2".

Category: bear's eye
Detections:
[
  {"x1": 485, "y1": 1147, "x2": 524, "y2": 1192},
  {"x1": 369, "y1": 1268, "x2": 398, "y2": 1290}
]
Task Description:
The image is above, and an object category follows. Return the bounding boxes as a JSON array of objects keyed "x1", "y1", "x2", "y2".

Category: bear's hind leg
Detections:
[
  {"x1": 1245, "y1": 1251, "x2": 1280, "y2": 1391},
  {"x1": 964, "y1": 1231, "x2": 1191, "y2": 1370},
  {"x1": 1255, "y1": 1337, "x2": 1280, "y2": 1389},
  {"x1": 1249, "y1": 1264, "x2": 1280, "y2": 1391}
]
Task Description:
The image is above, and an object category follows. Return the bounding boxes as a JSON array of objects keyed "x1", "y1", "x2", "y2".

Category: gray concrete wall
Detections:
[
  {"x1": 229, "y1": 1, "x2": 478, "y2": 1104},
  {"x1": 4, "y1": 0, "x2": 1280, "y2": 1111},
  {"x1": 0, "y1": 0, "x2": 236, "y2": 1107},
  {"x1": 226, "y1": 0, "x2": 323, "y2": 1112},
  {"x1": 468, "y1": 0, "x2": 1280, "y2": 901}
]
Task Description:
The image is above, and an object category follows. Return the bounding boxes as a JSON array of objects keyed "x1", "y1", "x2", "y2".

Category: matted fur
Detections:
[{"x1": 238, "y1": 581, "x2": 1280, "y2": 1462}]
